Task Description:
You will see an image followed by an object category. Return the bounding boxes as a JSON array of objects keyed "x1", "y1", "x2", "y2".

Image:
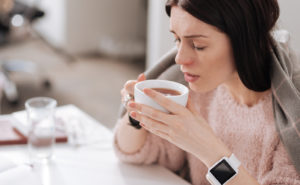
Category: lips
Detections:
[{"x1": 184, "y1": 72, "x2": 200, "y2": 82}]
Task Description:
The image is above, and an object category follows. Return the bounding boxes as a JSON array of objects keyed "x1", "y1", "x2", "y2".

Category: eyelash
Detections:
[
  {"x1": 174, "y1": 38, "x2": 206, "y2": 51},
  {"x1": 193, "y1": 45, "x2": 206, "y2": 51}
]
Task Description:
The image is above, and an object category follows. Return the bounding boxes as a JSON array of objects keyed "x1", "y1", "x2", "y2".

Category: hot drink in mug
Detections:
[{"x1": 134, "y1": 80, "x2": 189, "y2": 113}]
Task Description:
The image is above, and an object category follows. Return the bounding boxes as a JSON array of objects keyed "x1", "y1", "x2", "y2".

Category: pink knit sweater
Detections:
[{"x1": 114, "y1": 85, "x2": 300, "y2": 185}]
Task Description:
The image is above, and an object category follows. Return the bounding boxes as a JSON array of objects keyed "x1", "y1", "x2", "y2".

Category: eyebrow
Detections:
[{"x1": 170, "y1": 30, "x2": 208, "y2": 38}]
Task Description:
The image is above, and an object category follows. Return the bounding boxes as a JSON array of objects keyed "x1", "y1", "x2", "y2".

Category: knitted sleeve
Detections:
[
  {"x1": 113, "y1": 118, "x2": 186, "y2": 172},
  {"x1": 258, "y1": 141, "x2": 300, "y2": 185}
]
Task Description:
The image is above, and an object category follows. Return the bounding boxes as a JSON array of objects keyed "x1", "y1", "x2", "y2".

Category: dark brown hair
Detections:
[{"x1": 166, "y1": 0, "x2": 280, "y2": 91}]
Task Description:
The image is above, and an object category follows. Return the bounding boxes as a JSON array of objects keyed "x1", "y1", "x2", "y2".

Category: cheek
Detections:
[
  {"x1": 210, "y1": 58, "x2": 235, "y2": 85},
  {"x1": 191, "y1": 50, "x2": 235, "y2": 92},
  {"x1": 202, "y1": 49, "x2": 235, "y2": 78},
  {"x1": 210, "y1": 45, "x2": 235, "y2": 77}
]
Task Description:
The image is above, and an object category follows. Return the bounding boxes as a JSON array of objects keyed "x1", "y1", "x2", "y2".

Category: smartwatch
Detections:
[{"x1": 206, "y1": 153, "x2": 241, "y2": 185}]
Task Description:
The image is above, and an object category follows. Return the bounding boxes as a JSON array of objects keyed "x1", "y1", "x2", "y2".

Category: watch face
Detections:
[{"x1": 210, "y1": 159, "x2": 236, "y2": 184}]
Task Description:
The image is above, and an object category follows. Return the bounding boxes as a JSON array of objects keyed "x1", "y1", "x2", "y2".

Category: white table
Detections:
[{"x1": 0, "y1": 105, "x2": 190, "y2": 185}]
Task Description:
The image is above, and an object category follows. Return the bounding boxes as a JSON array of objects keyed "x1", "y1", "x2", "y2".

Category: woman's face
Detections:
[{"x1": 170, "y1": 6, "x2": 236, "y2": 92}]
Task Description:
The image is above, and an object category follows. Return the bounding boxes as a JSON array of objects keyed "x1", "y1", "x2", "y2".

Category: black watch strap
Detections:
[{"x1": 128, "y1": 115, "x2": 141, "y2": 129}]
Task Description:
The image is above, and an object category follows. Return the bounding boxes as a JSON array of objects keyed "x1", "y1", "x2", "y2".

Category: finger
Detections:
[
  {"x1": 128, "y1": 102, "x2": 172, "y2": 125},
  {"x1": 143, "y1": 88, "x2": 187, "y2": 115},
  {"x1": 123, "y1": 74, "x2": 146, "y2": 96},
  {"x1": 186, "y1": 94, "x2": 206, "y2": 122},
  {"x1": 121, "y1": 89, "x2": 127, "y2": 101},
  {"x1": 126, "y1": 101, "x2": 136, "y2": 112},
  {"x1": 124, "y1": 80, "x2": 137, "y2": 95},
  {"x1": 137, "y1": 73, "x2": 146, "y2": 82},
  {"x1": 130, "y1": 111, "x2": 169, "y2": 134},
  {"x1": 143, "y1": 125, "x2": 170, "y2": 141},
  {"x1": 186, "y1": 94, "x2": 198, "y2": 114},
  {"x1": 121, "y1": 88, "x2": 127, "y2": 97}
]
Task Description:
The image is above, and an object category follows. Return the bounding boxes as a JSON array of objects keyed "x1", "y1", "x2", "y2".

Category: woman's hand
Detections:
[
  {"x1": 121, "y1": 73, "x2": 146, "y2": 112},
  {"x1": 128, "y1": 88, "x2": 231, "y2": 167},
  {"x1": 117, "y1": 73, "x2": 148, "y2": 154}
]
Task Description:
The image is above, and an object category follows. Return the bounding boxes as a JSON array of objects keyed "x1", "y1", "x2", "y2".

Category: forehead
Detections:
[{"x1": 169, "y1": 6, "x2": 218, "y2": 36}]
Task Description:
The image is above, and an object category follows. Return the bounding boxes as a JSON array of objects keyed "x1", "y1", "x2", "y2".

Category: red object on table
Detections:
[{"x1": 0, "y1": 116, "x2": 67, "y2": 145}]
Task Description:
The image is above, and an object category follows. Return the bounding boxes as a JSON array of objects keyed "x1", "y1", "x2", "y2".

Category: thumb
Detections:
[
  {"x1": 137, "y1": 73, "x2": 146, "y2": 82},
  {"x1": 186, "y1": 94, "x2": 206, "y2": 122},
  {"x1": 186, "y1": 94, "x2": 198, "y2": 115}
]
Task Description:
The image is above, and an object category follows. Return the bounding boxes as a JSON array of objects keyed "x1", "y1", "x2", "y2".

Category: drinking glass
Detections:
[{"x1": 25, "y1": 97, "x2": 57, "y2": 163}]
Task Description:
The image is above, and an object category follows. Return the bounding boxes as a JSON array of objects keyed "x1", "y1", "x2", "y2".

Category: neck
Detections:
[{"x1": 223, "y1": 73, "x2": 270, "y2": 107}]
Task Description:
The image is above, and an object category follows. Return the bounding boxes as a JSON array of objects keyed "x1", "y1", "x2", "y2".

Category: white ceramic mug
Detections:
[{"x1": 134, "y1": 80, "x2": 189, "y2": 113}]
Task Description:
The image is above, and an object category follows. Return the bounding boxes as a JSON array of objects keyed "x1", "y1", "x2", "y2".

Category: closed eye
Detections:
[{"x1": 193, "y1": 46, "x2": 206, "y2": 51}]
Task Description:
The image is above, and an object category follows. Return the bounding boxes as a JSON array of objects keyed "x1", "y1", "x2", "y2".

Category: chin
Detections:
[{"x1": 188, "y1": 82, "x2": 216, "y2": 93}]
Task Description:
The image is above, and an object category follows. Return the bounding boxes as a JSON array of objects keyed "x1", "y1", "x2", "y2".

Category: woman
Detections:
[{"x1": 114, "y1": 0, "x2": 300, "y2": 184}]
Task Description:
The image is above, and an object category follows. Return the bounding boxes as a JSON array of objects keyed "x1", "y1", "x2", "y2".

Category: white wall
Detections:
[
  {"x1": 64, "y1": 0, "x2": 147, "y2": 54},
  {"x1": 278, "y1": 0, "x2": 300, "y2": 58},
  {"x1": 33, "y1": 0, "x2": 66, "y2": 48},
  {"x1": 146, "y1": 0, "x2": 174, "y2": 69},
  {"x1": 30, "y1": 0, "x2": 147, "y2": 55}
]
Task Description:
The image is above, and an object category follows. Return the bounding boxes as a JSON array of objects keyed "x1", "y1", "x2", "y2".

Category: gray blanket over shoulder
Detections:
[{"x1": 119, "y1": 41, "x2": 300, "y2": 173}]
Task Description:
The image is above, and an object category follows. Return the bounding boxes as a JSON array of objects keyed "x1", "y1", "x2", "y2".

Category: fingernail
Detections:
[
  {"x1": 130, "y1": 111, "x2": 136, "y2": 118},
  {"x1": 129, "y1": 102, "x2": 135, "y2": 108}
]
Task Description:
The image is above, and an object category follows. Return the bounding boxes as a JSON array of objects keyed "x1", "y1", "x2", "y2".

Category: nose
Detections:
[{"x1": 175, "y1": 44, "x2": 194, "y2": 66}]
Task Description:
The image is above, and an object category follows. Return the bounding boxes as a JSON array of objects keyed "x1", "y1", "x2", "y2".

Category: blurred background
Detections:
[{"x1": 0, "y1": 0, "x2": 299, "y2": 130}]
